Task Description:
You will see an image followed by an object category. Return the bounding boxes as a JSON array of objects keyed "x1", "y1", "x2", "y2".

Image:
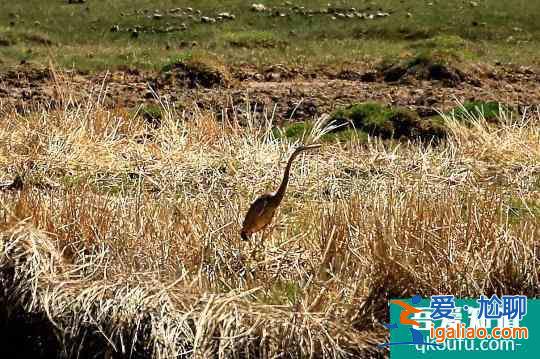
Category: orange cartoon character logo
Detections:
[{"x1": 379, "y1": 295, "x2": 441, "y2": 347}]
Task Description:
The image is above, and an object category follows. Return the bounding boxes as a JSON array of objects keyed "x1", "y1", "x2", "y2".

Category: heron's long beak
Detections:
[{"x1": 299, "y1": 144, "x2": 322, "y2": 151}]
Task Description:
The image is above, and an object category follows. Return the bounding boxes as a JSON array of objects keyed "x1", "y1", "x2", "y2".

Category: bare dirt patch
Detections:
[{"x1": 0, "y1": 63, "x2": 538, "y2": 122}]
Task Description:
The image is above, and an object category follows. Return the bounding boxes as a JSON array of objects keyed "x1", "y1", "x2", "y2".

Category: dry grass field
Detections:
[
  {"x1": 1, "y1": 1, "x2": 539, "y2": 358},
  {"x1": 0, "y1": 76, "x2": 538, "y2": 357}
]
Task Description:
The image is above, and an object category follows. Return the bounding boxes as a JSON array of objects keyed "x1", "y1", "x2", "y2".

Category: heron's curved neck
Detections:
[{"x1": 272, "y1": 150, "x2": 301, "y2": 205}]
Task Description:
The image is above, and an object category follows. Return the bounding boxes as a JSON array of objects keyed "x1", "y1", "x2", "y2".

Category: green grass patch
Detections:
[
  {"x1": 275, "y1": 121, "x2": 313, "y2": 141},
  {"x1": 221, "y1": 30, "x2": 285, "y2": 48},
  {"x1": 409, "y1": 35, "x2": 476, "y2": 64},
  {"x1": 0, "y1": 27, "x2": 53, "y2": 48},
  {"x1": 449, "y1": 101, "x2": 507, "y2": 122},
  {"x1": 329, "y1": 102, "x2": 447, "y2": 141},
  {"x1": 507, "y1": 198, "x2": 540, "y2": 223},
  {"x1": 262, "y1": 280, "x2": 302, "y2": 305},
  {"x1": 274, "y1": 102, "x2": 447, "y2": 143},
  {"x1": 161, "y1": 52, "x2": 194, "y2": 73},
  {"x1": 138, "y1": 104, "x2": 163, "y2": 127},
  {"x1": 0, "y1": 30, "x2": 17, "y2": 47},
  {"x1": 0, "y1": 1, "x2": 539, "y2": 71}
]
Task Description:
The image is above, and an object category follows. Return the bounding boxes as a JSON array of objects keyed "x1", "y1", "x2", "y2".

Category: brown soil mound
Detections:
[
  {"x1": 381, "y1": 58, "x2": 477, "y2": 87},
  {"x1": 156, "y1": 57, "x2": 232, "y2": 89}
]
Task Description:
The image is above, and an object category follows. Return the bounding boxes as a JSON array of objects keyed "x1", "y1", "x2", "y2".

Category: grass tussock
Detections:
[
  {"x1": 0, "y1": 82, "x2": 539, "y2": 357},
  {"x1": 160, "y1": 52, "x2": 232, "y2": 88},
  {"x1": 276, "y1": 102, "x2": 447, "y2": 143}
]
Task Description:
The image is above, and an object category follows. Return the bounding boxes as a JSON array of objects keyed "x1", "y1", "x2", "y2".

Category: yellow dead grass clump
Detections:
[{"x1": 0, "y1": 84, "x2": 539, "y2": 357}]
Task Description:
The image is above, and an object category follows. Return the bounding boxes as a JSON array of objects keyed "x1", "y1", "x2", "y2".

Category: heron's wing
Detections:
[{"x1": 242, "y1": 194, "x2": 273, "y2": 228}]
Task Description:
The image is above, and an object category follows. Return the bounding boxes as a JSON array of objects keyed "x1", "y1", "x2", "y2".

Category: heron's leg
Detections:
[
  {"x1": 259, "y1": 229, "x2": 268, "y2": 259},
  {"x1": 260, "y1": 228, "x2": 266, "y2": 249},
  {"x1": 258, "y1": 225, "x2": 272, "y2": 262},
  {"x1": 249, "y1": 247, "x2": 257, "y2": 260},
  {"x1": 247, "y1": 231, "x2": 262, "y2": 262},
  {"x1": 248, "y1": 232, "x2": 259, "y2": 260},
  {"x1": 246, "y1": 242, "x2": 258, "y2": 280}
]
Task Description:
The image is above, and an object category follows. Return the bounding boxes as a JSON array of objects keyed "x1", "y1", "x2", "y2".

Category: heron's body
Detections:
[
  {"x1": 241, "y1": 144, "x2": 320, "y2": 241},
  {"x1": 241, "y1": 194, "x2": 276, "y2": 240}
]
